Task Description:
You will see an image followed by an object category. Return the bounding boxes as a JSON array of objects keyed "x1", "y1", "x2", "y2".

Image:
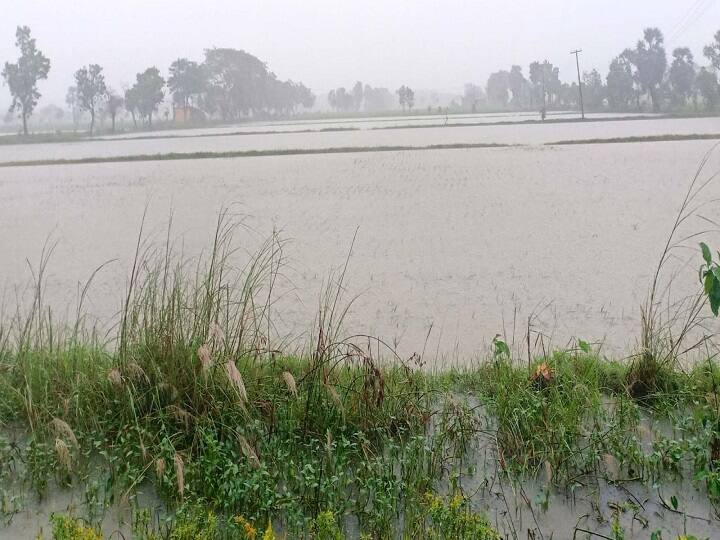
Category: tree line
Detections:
[
  {"x1": 2, "y1": 26, "x2": 316, "y2": 135},
  {"x1": 477, "y1": 28, "x2": 720, "y2": 114},
  {"x1": 326, "y1": 82, "x2": 415, "y2": 113}
]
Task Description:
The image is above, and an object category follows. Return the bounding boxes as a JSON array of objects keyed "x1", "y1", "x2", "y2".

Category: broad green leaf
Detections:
[{"x1": 701, "y1": 242, "x2": 712, "y2": 266}]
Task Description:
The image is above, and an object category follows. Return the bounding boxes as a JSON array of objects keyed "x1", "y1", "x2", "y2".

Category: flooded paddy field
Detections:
[
  {"x1": 2, "y1": 137, "x2": 720, "y2": 360},
  {"x1": 0, "y1": 115, "x2": 717, "y2": 165}
]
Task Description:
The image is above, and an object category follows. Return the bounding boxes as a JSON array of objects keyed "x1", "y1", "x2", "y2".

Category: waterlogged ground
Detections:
[
  {"x1": 0, "y1": 115, "x2": 717, "y2": 164},
  {"x1": 2, "y1": 136, "x2": 720, "y2": 360}
]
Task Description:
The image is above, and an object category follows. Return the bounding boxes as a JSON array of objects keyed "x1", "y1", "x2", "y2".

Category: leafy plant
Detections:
[{"x1": 700, "y1": 242, "x2": 720, "y2": 315}]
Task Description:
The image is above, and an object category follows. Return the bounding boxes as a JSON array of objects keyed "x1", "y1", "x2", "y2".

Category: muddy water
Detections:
[
  {"x1": 2, "y1": 140, "x2": 720, "y2": 361},
  {"x1": 0, "y1": 116, "x2": 717, "y2": 165}
]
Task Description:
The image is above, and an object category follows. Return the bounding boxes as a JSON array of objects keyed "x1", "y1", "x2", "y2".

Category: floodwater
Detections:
[
  {"x1": 0, "y1": 115, "x2": 716, "y2": 165},
  {"x1": 2, "y1": 129, "x2": 720, "y2": 361}
]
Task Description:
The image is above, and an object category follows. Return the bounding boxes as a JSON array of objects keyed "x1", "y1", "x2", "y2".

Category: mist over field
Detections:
[{"x1": 2, "y1": 0, "x2": 720, "y2": 114}]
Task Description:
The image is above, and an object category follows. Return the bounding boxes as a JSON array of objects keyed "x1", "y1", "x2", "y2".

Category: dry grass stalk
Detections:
[
  {"x1": 238, "y1": 434, "x2": 261, "y2": 469},
  {"x1": 174, "y1": 454, "x2": 185, "y2": 499},
  {"x1": 55, "y1": 438, "x2": 72, "y2": 471},
  {"x1": 281, "y1": 371, "x2": 297, "y2": 397},
  {"x1": 226, "y1": 361, "x2": 248, "y2": 403},
  {"x1": 107, "y1": 368, "x2": 123, "y2": 387},
  {"x1": 155, "y1": 457, "x2": 166, "y2": 479},
  {"x1": 50, "y1": 418, "x2": 78, "y2": 448},
  {"x1": 198, "y1": 344, "x2": 212, "y2": 374}
]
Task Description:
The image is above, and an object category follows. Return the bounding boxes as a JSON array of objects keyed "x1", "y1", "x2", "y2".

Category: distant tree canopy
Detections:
[
  {"x1": 1, "y1": 26, "x2": 50, "y2": 135},
  {"x1": 163, "y1": 48, "x2": 315, "y2": 121},
  {"x1": 396, "y1": 85, "x2": 415, "y2": 112},
  {"x1": 74, "y1": 64, "x2": 107, "y2": 135},
  {"x1": 128, "y1": 67, "x2": 165, "y2": 127}
]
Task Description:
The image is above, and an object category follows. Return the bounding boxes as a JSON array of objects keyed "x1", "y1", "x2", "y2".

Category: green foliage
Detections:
[
  {"x1": 169, "y1": 508, "x2": 219, "y2": 540},
  {"x1": 50, "y1": 514, "x2": 102, "y2": 540},
  {"x1": 311, "y1": 510, "x2": 344, "y2": 540},
  {"x1": 700, "y1": 242, "x2": 720, "y2": 315},
  {"x1": 419, "y1": 492, "x2": 499, "y2": 540}
]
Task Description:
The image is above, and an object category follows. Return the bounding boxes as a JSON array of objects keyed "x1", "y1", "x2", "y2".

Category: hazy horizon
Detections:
[{"x1": 1, "y1": 0, "x2": 719, "y2": 111}]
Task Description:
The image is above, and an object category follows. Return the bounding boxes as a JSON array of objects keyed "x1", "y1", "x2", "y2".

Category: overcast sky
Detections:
[{"x1": 1, "y1": 0, "x2": 719, "y2": 109}]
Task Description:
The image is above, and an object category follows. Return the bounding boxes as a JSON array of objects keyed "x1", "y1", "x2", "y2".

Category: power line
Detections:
[
  {"x1": 669, "y1": 0, "x2": 715, "y2": 43},
  {"x1": 668, "y1": 0, "x2": 705, "y2": 40}
]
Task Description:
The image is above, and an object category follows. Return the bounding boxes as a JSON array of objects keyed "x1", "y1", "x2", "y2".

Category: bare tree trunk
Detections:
[
  {"x1": 650, "y1": 87, "x2": 660, "y2": 113},
  {"x1": 89, "y1": 109, "x2": 95, "y2": 136},
  {"x1": 22, "y1": 109, "x2": 28, "y2": 136},
  {"x1": 111, "y1": 113, "x2": 116, "y2": 132}
]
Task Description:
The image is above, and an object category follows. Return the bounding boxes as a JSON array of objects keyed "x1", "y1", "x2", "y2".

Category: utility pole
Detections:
[{"x1": 570, "y1": 49, "x2": 585, "y2": 119}]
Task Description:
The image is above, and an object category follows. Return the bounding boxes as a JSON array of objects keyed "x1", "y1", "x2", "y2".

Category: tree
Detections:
[
  {"x1": 74, "y1": 64, "x2": 107, "y2": 135},
  {"x1": 130, "y1": 67, "x2": 165, "y2": 127},
  {"x1": 529, "y1": 61, "x2": 560, "y2": 108},
  {"x1": 168, "y1": 58, "x2": 207, "y2": 108},
  {"x1": 582, "y1": 69, "x2": 606, "y2": 110},
  {"x1": 352, "y1": 81, "x2": 363, "y2": 111},
  {"x1": 508, "y1": 65, "x2": 528, "y2": 108},
  {"x1": 486, "y1": 71, "x2": 510, "y2": 108},
  {"x1": 65, "y1": 86, "x2": 82, "y2": 130},
  {"x1": 628, "y1": 28, "x2": 667, "y2": 112},
  {"x1": 695, "y1": 68, "x2": 719, "y2": 111},
  {"x1": 105, "y1": 90, "x2": 123, "y2": 132},
  {"x1": 124, "y1": 87, "x2": 139, "y2": 128},
  {"x1": 405, "y1": 87, "x2": 415, "y2": 111},
  {"x1": 606, "y1": 55, "x2": 635, "y2": 110},
  {"x1": 1, "y1": 26, "x2": 51, "y2": 135},
  {"x1": 363, "y1": 85, "x2": 394, "y2": 112},
  {"x1": 203, "y1": 48, "x2": 268, "y2": 120},
  {"x1": 704, "y1": 30, "x2": 720, "y2": 71},
  {"x1": 396, "y1": 85, "x2": 414, "y2": 112},
  {"x1": 668, "y1": 48, "x2": 695, "y2": 108},
  {"x1": 328, "y1": 87, "x2": 353, "y2": 112}
]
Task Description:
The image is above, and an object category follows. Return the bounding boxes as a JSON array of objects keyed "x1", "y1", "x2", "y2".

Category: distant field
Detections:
[{"x1": 2, "y1": 138, "x2": 719, "y2": 359}]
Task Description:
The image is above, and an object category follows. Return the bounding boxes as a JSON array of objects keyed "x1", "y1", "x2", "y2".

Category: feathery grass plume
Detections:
[
  {"x1": 198, "y1": 344, "x2": 212, "y2": 374},
  {"x1": 281, "y1": 371, "x2": 297, "y2": 397},
  {"x1": 155, "y1": 457, "x2": 166, "y2": 479},
  {"x1": 542, "y1": 460, "x2": 553, "y2": 485},
  {"x1": 326, "y1": 430, "x2": 334, "y2": 456},
  {"x1": 324, "y1": 383, "x2": 343, "y2": 411},
  {"x1": 140, "y1": 439, "x2": 148, "y2": 462},
  {"x1": 167, "y1": 405, "x2": 192, "y2": 430},
  {"x1": 174, "y1": 454, "x2": 185, "y2": 499},
  {"x1": 126, "y1": 360, "x2": 147, "y2": 382},
  {"x1": 107, "y1": 368, "x2": 123, "y2": 387},
  {"x1": 55, "y1": 438, "x2": 72, "y2": 471},
  {"x1": 208, "y1": 322, "x2": 225, "y2": 343},
  {"x1": 226, "y1": 360, "x2": 248, "y2": 404},
  {"x1": 50, "y1": 418, "x2": 78, "y2": 448},
  {"x1": 238, "y1": 434, "x2": 261, "y2": 469}
]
